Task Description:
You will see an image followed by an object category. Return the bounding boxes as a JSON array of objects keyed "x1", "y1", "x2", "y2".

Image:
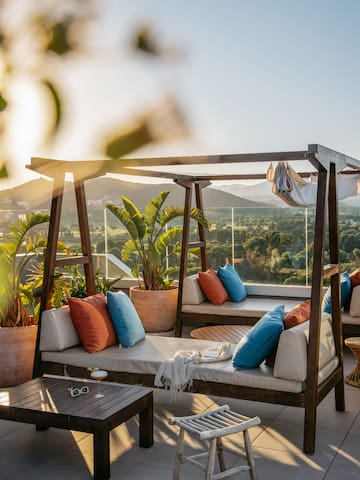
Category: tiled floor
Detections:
[{"x1": 0, "y1": 350, "x2": 359, "y2": 479}]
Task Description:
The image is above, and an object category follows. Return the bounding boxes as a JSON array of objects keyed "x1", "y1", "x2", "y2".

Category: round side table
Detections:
[
  {"x1": 190, "y1": 324, "x2": 251, "y2": 343},
  {"x1": 344, "y1": 337, "x2": 360, "y2": 388}
]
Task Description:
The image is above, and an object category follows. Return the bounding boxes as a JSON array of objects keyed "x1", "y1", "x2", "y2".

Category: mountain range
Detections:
[
  {"x1": 0, "y1": 177, "x2": 267, "y2": 211},
  {"x1": 1, "y1": 176, "x2": 358, "y2": 211}
]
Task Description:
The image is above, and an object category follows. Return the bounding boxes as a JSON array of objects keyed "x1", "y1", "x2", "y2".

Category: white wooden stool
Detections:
[{"x1": 169, "y1": 405, "x2": 261, "y2": 480}]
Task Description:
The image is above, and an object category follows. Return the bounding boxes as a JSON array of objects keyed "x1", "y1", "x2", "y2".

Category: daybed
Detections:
[
  {"x1": 342, "y1": 312, "x2": 360, "y2": 337},
  {"x1": 39, "y1": 304, "x2": 339, "y2": 449},
  {"x1": 341, "y1": 282, "x2": 360, "y2": 336},
  {"x1": 181, "y1": 274, "x2": 360, "y2": 336},
  {"x1": 181, "y1": 274, "x2": 310, "y2": 326},
  {"x1": 28, "y1": 144, "x2": 360, "y2": 454}
]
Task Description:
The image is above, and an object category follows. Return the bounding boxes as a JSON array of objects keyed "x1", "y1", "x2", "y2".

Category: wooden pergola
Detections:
[{"x1": 27, "y1": 144, "x2": 360, "y2": 454}]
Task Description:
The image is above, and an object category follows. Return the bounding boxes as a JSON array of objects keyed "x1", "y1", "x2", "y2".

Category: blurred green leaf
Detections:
[
  {"x1": 132, "y1": 24, "x2": 182, "y2": 61},
  {"x1": 105, "y1": 122, "x2": 152, "y2": 159},
  {"x1": 42, "y1": 80, "x2": 62, "y2": 140},
  {"x1": 0, "y1": 163, "x2": 8, "y2": 179},
  {"x1": 0, "y1": 31, "x2": 5, "y2": 47},
  {"x1": 133, "y1": 24, "x2": 160, "y2": 56},
  {"x1": 46, "y1": 20, "x2": 72, "y2": 55},
  {"x1": 0, "y1": 93, "x2": 7, "y2": 112}
]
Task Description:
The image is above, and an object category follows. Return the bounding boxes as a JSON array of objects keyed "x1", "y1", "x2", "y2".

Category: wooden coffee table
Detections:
[{"x1": 0, "y1": 375, "x2": 153, "y2": 479}]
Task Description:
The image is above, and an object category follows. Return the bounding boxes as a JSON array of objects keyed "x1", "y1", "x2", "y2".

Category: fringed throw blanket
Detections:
[{"x1": 154, "y1": 342, "x2": 232, "y2": 400}]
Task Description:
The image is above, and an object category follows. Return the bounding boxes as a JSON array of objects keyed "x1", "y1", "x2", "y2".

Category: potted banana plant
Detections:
[
  {"x1": 106, "y1": 191, "x2": 210, "y2": 332},
  {"x1": 0, "y1": 212, "x2": 50, "y2": 386}
]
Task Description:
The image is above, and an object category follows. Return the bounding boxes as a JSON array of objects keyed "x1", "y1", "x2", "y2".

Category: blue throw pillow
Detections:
[
  {"x1": 232, "y1": 305, "x2": 284, "y2": 370},
  {"x1": 217, "y1": 264, "x2": 247, "y2": 302},
  {"x1": 106, "y1": 291, "x2": 145, "y2": 348},
  {"x1": 322, "y1": 271, "x2": 351, "y2": 313}
]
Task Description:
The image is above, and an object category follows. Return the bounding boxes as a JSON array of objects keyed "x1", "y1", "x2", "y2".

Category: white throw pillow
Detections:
[
  {"x1": 39, "y1": 306, "x2": 80, "y2": 351},
  {"x1": 350, "y1": 285, "x2": 360, "y2": 317},
  {"x1": 182, "y1": 274, "x2": 206, "y2": 305},
  {"x1": 273, "y1": 313, "x2": 335, "y2": 382}
]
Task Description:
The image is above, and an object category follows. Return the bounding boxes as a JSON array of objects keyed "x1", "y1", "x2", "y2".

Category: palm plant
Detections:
[
  {"x1": 63, "y1": 264, "x2": 123, "y2": 300},
  {"x1": 106, "y1": 191, "x2": 210, "y2": 290},
  {"x1": 0, "y1": 212, "x2": 50, "y2": 327},
  {"x1": 28, "y1": 253, "x2": 123, "y2": 308}
]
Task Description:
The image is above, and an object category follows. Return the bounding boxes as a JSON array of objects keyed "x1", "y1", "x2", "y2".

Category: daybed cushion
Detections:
[
  {"x1": 181, "y1": 297, "x2": 302, "y2": 318},
  {"x1": 68, "y1": 293, "x2": 117, "y2": 353},
  {"x1": 107, "y1": 291, "x2": 145, "y2": 348},
  {"x1": 198, "y1": 270, "x2": 229, "y2": 305},
  {"x1": 349, "y1": 285, "x2": 360, "y2": 317},
  {"x1": 284, "y1": 299, "x2": 311, "y2": 329},
  {"x1": 217, "y1": 264, "x2": 247, "y2": 302},
  {"x1": 41, "y1": 335, "x2": 338, "y2": 394},
  {"x1": 273, "y1": 312, "x2": 336, "y2": 382},
  {"x1": 39, "y1": 305, "x2": 80, "y2": 352},
  {"x1": 341, "y1": 312, "x2": 360, "y2": 328},
  {"x1": 233, "y1": 305, "x2": 284, "y2": 370},
  {"x1": 182, "y1": 274, "x2": 206, "y2": 305},
  {"x1": 322, "y1": 271, "x2": 351, "y2": 313}
]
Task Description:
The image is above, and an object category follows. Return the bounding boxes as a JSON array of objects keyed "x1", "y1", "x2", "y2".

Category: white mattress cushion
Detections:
[
  {"x1": 41, "y1": 334, "x2": 339, "y2": 393},
  {"x1": 342, "y1": 312, "x2": 360, "y2": 326},
  {"x1": 42, "y1": 335, "x2": 303, "y2": 393},
  {"x1": 39, "y1": 306, "x2": 80, "y2": 351},
  {"x1": 273, "y1": 313, "x2": 336, "y2": 382},
  {"x1": 182, "y1": 274, "x2": 206, "y2": 305},
  {"x1": 349, "y1": 285, "x2": 360, "y2": 317},
  {"x1": 182, "y1": 297, "x2": 302, "y2": 317}
]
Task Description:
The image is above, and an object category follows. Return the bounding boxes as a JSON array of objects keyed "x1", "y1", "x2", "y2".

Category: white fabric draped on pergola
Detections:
[{"x1": 267, "y1": 161, "x2": 360, "y2": 207}]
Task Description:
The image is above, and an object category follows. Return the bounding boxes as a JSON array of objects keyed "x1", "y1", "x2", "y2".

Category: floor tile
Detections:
[
  {"x1": 250, "y1": 447, "x2": 327, "y2": 480},
  {"x1": 278, "y1": 405, "x2": 357, "y2": 433},
  {"x1": 323, "y1": 432, "x2": 360, "y2": 479},
  {"x1": 0, "y1": 349, "x2": 359, "y2": 479}
]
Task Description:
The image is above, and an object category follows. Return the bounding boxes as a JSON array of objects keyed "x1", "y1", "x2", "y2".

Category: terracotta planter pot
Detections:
[
  {"x1": 130, "y1": 285, "x2": 178, "y2": 333},
  {"x1": 0, "y1": 325, "x2": 38, "y2": 387}
]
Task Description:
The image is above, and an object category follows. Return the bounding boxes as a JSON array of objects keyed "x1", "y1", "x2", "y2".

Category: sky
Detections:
[{"x1": 1, "y1": 0, "x2": 360, "y2": 189}]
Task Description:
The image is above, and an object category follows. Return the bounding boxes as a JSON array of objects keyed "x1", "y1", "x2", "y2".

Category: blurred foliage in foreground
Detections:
[{"x1": 0, "y1": 1, "x2": 187, "y2": 180}]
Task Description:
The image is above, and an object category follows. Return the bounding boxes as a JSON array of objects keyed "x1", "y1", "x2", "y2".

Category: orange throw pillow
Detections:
[
  {"x1": 350, "y1": 268, "x2": 360, "y2": 287},
  {"x1": 344, "y1": 268, "x2": 360, "y2": 311},
  {"x1": 284, "y1": 299, "x2": 311, "y2": 329},
  {"x1": 68, "y1": 293, "x2": 117, "y2": 353},
  {"x1": 198, "y1": 270, "x2": 229, "y2": 305}
]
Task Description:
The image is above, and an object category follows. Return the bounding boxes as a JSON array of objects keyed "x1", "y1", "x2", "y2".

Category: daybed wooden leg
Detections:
[
  {"x1": 36, "y1": 425, "x2": 49, "y2": 431},
  {"x1": 335, "y1": 380, "x2": 345, "y2": 411},
  {"x1": 303, "y1": 403, "x2": 316, "y2": 454}
]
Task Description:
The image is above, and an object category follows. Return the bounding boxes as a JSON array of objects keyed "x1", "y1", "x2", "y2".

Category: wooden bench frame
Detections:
[{"x1": 39, "y1": 358, "x2": 342, "y2": 457}]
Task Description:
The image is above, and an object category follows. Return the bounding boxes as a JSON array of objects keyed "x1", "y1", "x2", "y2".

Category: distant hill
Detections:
[
  {"x1": 211, "y1": 181, "x2": 282, "y2": 205},
  {"x1": 213, "y1": 180, "x2": 360, "y2": 208},
  {"x1": 0, "y1": 177, "x2": 267, "y2": 211}
]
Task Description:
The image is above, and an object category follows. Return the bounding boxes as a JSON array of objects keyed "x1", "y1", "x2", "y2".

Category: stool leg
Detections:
[
  {"x1": 216, "y1": 437, "x2": 226, "y2": 472},
  {"x1": 243, "y1": 429, "x2": 257, "y2": 480},
  {"x1": 206, "y1": 438, "x2": 217, "y2": 480},
  {"x1": 173, "y1": 428, "x2": 185, "y2": 480}
]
